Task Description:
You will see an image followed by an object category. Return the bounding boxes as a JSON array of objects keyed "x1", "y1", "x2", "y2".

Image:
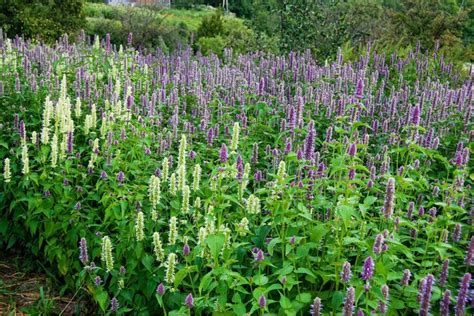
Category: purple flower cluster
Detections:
[{"x1": 361, "y1": 256, "x2": 374, "y2": 281}]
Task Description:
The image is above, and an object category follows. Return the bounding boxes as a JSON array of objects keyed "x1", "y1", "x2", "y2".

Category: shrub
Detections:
[
  {"x1": 196, "y1": 9, "x2": 224, "y2": 39},
  {"x1": 195, "y1": 35, "x2": 226, "y2": 57},
  {"x1": 221, "y1": 18, "x2": 255, "y2": 54}
]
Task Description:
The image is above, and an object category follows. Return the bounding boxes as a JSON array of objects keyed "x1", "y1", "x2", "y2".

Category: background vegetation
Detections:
[{"x1": 0, "y1": 0, "x2": 471, "y2": 63}]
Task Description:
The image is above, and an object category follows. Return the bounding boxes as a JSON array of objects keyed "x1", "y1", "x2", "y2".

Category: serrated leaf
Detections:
[
  {"x1": 280, "y1": 295, "x2": 292, "y2": 309},
  {"x1": 206, "y1": 234, "x2": 225, "y2": 260}
]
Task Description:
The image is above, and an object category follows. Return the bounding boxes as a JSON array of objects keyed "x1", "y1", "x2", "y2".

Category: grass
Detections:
[{"x1": 84, "y1": 3, "x2": 240, "y2": 31}]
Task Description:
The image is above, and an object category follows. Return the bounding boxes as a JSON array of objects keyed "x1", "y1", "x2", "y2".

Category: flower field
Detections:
[{"x1": 0, "y1": 33, "x2": 472, "y2": 315}]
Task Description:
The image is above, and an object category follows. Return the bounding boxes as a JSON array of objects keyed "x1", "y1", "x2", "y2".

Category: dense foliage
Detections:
[
  {"x1": 2, "y1": 1, "x2": 471, "y2": 63},
  {"x1": 0, "y1": 0, "x2": 85, "y2": 42},
  {"x1": 189, "y1": 0, "x2": 473, "y2": 62},
  {"x1": 0, "y1": 32, "x2": 472, "y2": 314}
]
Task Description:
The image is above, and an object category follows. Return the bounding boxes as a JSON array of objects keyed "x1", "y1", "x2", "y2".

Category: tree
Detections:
[
  {"x1": 383, "y1": 0, "x2": 466, "y2": 50},
  {"x1": 275, "y1": 0, "x2": 346, "y2": 59},
  {"x1": 0, "y1": 0, "x2": 85, "y2": 42}
]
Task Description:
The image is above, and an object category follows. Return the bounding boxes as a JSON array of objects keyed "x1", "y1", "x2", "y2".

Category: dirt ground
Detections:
[{"x1": 0, "y1": 256, "x2": 78, "y2": 315}]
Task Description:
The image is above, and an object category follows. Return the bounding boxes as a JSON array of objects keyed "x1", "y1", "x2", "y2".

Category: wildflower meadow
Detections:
[{"x1": 0, "y1": 32, "x2": 472, "y2": 315}]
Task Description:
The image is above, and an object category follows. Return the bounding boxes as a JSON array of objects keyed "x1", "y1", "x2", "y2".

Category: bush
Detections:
[
  {"x1": 196, "y1": 9, "x2": 224, "y2": 39},
  {"x1": 195, "y1": 35, "x2": 226, "y2": 57},
  {"x1": 86, "y1": 18, "x2": 123, "y2": 46},
  {"x1": 221, "y1": 19, "x2": 255, "y2": 54}
]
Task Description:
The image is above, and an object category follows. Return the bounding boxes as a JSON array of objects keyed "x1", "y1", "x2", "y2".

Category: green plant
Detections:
[
  {"x1": 196, "y1": 9, "x2": 224, "y2": 39},
  {"x1": 195, "y1": 35, "x2": 226, "y2": 56},
  {"x1": 0, "y1": 30, "x2": 472, "y2": 316}
]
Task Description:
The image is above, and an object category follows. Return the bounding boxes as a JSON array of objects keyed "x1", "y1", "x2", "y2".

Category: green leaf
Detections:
[
  {"x1": 95, "y1": 290, "x2": 109, "y2": 311},
  {"x1": 310, "y1": 223, "x2": 328, "y2": 244},
  {"x1": 265, "y1": 283, "x2": 282, "y2": 292},
  {"x1": 280, "y1": 295, "x2": 292, "y2": 309},
  {"x1": 296, "y1": 292, "x2": 312, "y2": 304},
  {"x1": 267, "y1": 237, "x2": 281, "y2": 256},
  {"x1": 331, "y1": 291, "x2": 344, "y2": 310},
  {"x1": 141, "y1": 254, "x2": 154, "y2": 272},
  {"x1": 253, "y1": 274, "x2": 268, "y2": 286},
  {"x1": 275, "y1": 264, "x2": 293, "y2": 276},
  {"x1": 0, "y1": 218, "x2": 8, "y2": 235},
  {"x1": 336, "y1": 205, "x2": 354, "y2": 227},
  {"x1": 199, "y1": 271, "x2": 214, "y2": 293},
  {"x1": 364, "y1": 196, "x2": 377, "y2": 206},
  {"x1": 206, "y1": 234, "x2": 225, "y2": 260},
  {"x1": 232, "y1": 303, "x2": 246, "y2": 315},
  {"x1": 295, "y1": 267, "x2": 316, "y2": 279}
]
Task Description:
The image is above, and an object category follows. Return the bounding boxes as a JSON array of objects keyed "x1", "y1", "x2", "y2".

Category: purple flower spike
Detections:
[
  {"x1": 100, "y1": 171, "x2": 108, "y2": 179},
  {"x1": 255, "y1": 249, "x2": 264, "y2": 262},
  {"x1": 373, "y1": 234, "x2": 384, "y2": 255},
  {"x1": 254, "y1": 170, "x2": 263, "y2": 182},
  {"x1": 110, "y1": 297, "x2": 119, "y2": 312},
  {"x1": 290, "y1": 236, "x2": 296, "y2": 245},
  {"x1": 310, "y1": 297, "x2": 322, "y2": 316},
  {"x1": 79, "y1": 237, "x2": 88, "y2": 265},
  {"x1": 367, "y1": 180, "x2": 374, "y2": 189},
  {"x1": 361, "y1": 256, "x2": 374, "y2": 281},
  {"x1": 117, "y1": 171, "x2": 125, "y2": 184},
  {"x1": 341, "y1": 261, "x2": 352, "y2": 283},
  {"x1": 455, "y1": 151, "x2": 463, "y2": 167},
  {"x1": 407, "y1": 202, "x2": 414, "y2": 219},
  {"x1": 439, "y1": 259, "x2": 449, "y2": 287},
  {"x1": 355, "y1": 78, "x2": 364, "y2": 99},
  {"x1": 419, "y1": 274, "x2": 434, "y2": 316},
  {"x1": 347, "y1": 143, "x2": 357, "y2": 157},
  {"x1": 94, "y1": 276, "x2": 102, "y2": 286},
  {"x1": 411, "y1": 105, "x2": 421, "y2": 126},
  {"x1": 220, "y1": 143, "x2": 228, "y2": 163},
  {"x1": 343, "y1": 286, "x2": 355, "y2": 316},
  {"x1": 67, "y1": 131, "x2": 74, "y2": 154},
  {"x1": 236, "y1": 155, "x2": 244, "y2": 181},
  {"x1": 455, "y1": 273, "x2": 471, "y2": 316},
  {"x1": 401, "y1": 269, "x2": 411, "y2": 286},
  {"x1": 381, "y1": 284, "x2": 390, "y2": 301},
  {"x1": 156, "y1": 283, "x2": 165, "y2": 296},
  {"x1": 348, "y1": 168, "x2": 356, "y2": 180},
  {"x1": 19, "y1": 120, "x2": 25, "y2": 140},
  {"x1": 440, "y1": 290, "x2": 451, "y2": 316},
  {"x1": 185, "y1": 293, "x2": 194, "y2": 309},
  {"x1": 207, "y1": 128, "x2": 214, "y2": 145},
  {"x1": 453, "y1": 224, "x2": 462, "y2": 242},
  {"x1": 304, "y1": 121, "x2": 316, "y2": 161},
  {"x1": 418, "y1": 207, "x2": 425, "y2": 217},
  {"x1": 383, "y1": 178, "x2": 395, "y2": 218},
  {"x1": 183, "y1": 243, "x2": 190, "y2": 256},
  {"x1": 258, "y1": 294, "x2": 266, "y2": 308}
]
